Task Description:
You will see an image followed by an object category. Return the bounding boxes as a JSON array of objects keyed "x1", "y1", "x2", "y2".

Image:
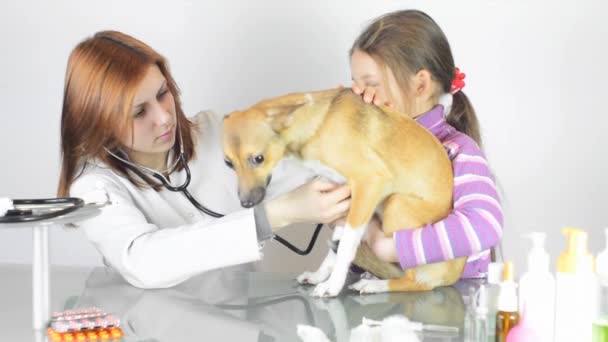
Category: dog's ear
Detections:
[
  {"x1": 255, "y1": 93, "x2": 311, "y2": 131},
  {"x1": 265, "y1": 105, "x2": 302, "y2": 132},
  {"x1": 256, "y1": 93, "x2": 310, "y2": 116},
  {"x1": 256, "y1": 88, "x2": 343, "y2": 131},
  {"x1": 263, "y1": 103, "x2": 306, "y2": 118}
]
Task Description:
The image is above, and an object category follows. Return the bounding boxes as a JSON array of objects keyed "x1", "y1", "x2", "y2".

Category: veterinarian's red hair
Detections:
[{"x1": 58, "y1": 31, "x2": 195, "y2": 196}]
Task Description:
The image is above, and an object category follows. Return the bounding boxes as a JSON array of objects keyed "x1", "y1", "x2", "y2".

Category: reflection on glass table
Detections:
[{"x1": 63, "y1": 266, "x2": 484, "y2": 342}]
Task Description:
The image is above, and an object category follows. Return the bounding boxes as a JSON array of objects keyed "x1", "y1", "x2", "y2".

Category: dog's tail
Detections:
[{"x1": 352, "y1": 243, "x2": 404, "y2": 280}]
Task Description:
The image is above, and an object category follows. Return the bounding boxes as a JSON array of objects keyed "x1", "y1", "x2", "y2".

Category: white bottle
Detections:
[
  {"x1": 597, "y1": 228, "x2": 608, "y2": 284},
  {"x1": 595, "y1": 227, "x2": 608, "y2": 340},
  {"x1": 554, "y1": 227, "x2": 599, "y2": 342},
  {"x1": 518, "y1": 232, "x2": 555, "y2": 342}
]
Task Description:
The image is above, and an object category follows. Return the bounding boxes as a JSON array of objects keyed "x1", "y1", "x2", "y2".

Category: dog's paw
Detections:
[
  {"x1": 348, "y1": 279, "x2": 389, "y2": 295},
  {"x1": 312, "y1": 279, "x2": 343, "y2": 298},
  {"x1": 359, "y1": 271, "x2": 379, "y2": 280},
  {"x1": 297, "y1": 325, "x2": 331, "y2": 342},
  {"x1": 297, "y1": 269, "x2": 331, "y2": 285}
]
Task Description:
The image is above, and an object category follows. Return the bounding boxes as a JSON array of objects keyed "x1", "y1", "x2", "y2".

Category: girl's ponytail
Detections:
[{"x1": 446, "y1": 90, "x2": 481, "y2": 147}]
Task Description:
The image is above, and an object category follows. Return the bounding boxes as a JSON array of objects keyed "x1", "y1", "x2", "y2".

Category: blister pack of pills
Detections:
[{"x1": 47, "y1": 307, "x2": 123, "y2": 341}]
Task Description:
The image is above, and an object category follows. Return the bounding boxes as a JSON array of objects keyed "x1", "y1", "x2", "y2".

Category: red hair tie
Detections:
[{"x1": 450, "y1": 67, "x2": 466, "y2": 94}]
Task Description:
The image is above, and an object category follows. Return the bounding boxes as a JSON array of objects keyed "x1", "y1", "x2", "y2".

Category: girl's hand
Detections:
[
  {"x1": 351, "y1": 83, "x2": 394, "y2": 108},
  {"x1": 364, "y1": 216, "x2": 399, "y2": 263},
  {"x1": 265, "y1": 178, "x2": 350, "y2": 230}
]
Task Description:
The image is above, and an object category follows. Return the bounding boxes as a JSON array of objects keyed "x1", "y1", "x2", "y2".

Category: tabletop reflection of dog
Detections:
[
  {"x1": 298, "y1": 284, "x2": 465, "y2": 342},
  {"x1": 223, "y1": 87, "x2": 466, "y2": 297},
  {"x1": 68, "y1": 267, "x2": 465, "y2": 341}
]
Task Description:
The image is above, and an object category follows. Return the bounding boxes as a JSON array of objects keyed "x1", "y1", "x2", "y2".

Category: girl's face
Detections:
[
  {"x1": 350, "y1": 49, "x2": 407, "y2": 114},
  {"x1": 121, "y1": 65, "x2": 177, "y2": 168}
]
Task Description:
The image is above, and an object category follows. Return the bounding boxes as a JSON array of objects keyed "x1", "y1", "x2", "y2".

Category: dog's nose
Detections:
[
  {"x1": 241, "y1": 200, "x2": 255, "y2": 208},
  {"x1": 240, "y1": 187, "x2": 266, "y2": 208}
]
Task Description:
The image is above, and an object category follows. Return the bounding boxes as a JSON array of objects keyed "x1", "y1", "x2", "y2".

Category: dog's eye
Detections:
[
  {"x1": 224, "y1": 158, "x2": 234, "y2": 169},
  {"x1": 253, "y1": 154, "x2": 264, "y2": 165}
]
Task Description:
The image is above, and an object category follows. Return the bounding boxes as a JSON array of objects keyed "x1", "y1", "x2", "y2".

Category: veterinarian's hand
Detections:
[
  {"x1": 265, "y1": 178, "x2": 350, "y2": 230},
  {"x1": 351, "y1": 83, "x2": 394, "y2": 108},
  {"x1": 364, "y1": 216, "x2": 399, "y2": 263}
]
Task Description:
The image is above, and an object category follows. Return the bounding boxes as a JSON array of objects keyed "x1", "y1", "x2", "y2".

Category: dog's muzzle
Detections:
[{"x1": 240, "y1": 187, "x2": 266, "y2": 208}]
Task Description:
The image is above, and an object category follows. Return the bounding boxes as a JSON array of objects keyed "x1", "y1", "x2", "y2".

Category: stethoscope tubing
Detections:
[
  {"x1": 0, "y1": 198, "x2": 85, "y2": 223},
  {"x1": 106, "y1": 141, "x2": 323, "y2": 255}
]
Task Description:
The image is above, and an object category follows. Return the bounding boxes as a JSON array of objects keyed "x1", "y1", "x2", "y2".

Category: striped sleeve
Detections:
[{"x1": 394, "y1": 137, "x2": 504, "y2": 269}]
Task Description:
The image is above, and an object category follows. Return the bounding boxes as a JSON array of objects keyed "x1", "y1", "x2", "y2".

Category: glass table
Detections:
[{"x1": 63, "y1": 266, "x2": 488, "y2": 341}]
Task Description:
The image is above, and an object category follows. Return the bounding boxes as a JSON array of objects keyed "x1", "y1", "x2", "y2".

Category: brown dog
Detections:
[{"x1": 222, "y1": 87, "x2": 466, "y2": 297}]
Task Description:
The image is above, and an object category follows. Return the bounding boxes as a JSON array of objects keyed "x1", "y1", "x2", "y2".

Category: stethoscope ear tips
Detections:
[
  {"x1": 83, "y1": 185, "x2": 113, "y2": 207},
  {"x1": 0, "y1": 198, "x2": 14, "y2": 216}
]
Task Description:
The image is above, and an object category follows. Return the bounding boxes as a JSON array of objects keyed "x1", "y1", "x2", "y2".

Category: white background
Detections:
[{"x1": 1, "y1": 0, "x2": 607, "y2": 278}]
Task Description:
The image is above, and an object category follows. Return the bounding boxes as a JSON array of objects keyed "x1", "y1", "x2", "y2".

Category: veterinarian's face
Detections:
[
  {"x1": 350, "y1": 49, "x2": 406, "y2": 113},
  {"x1": 121, "y1": 65, "x2": 177, "y2": 165}
]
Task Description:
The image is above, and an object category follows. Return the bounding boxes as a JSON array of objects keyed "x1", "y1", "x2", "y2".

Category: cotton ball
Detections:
[
  {"x1": 297, "y1": 324, "x2": 332, "y2": 342},
  {"x1": 351, "y1": 323, "x2": 380, "y2": 342},
  {"x1": 380, "y1": 315, "x2": 421, "y2": 342}
]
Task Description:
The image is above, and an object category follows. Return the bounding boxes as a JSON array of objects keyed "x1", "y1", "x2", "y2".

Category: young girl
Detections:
[
  {"x1": 58, "y1": 31, "x2": 351, "y2": 289},
  {"x1": 350, "y1": 10, "x2": 503, "y2": 278}
]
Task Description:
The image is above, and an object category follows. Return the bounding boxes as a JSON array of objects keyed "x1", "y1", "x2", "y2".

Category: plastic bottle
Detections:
[
  {"x1": 495, "y1": 261, "x2": 519, "y2": 342},
  {"x1": 506, "y1": 303, "x2": 540, "y2": 342},
  {"x1": 598, "y1": 228, "x2": 608, "y2": 283},
  {"x1": 475, "y1": 285, "x2": 489, "y2": 342},
  {"x1": 594, "y1": 227, "x2": 608, "y2": 342},
  {"x1": 554, "y1": 227, "x2": 599, "y2": 342},
  {"x1": 464, "y1": 286, "x2": 476, "y2": 342},
  {"x1": 486, "y1": 262, "x2": 504, "y2": 340},
  {"x1": 517, "y1": 232, "x2": 555, "y2": 342}
]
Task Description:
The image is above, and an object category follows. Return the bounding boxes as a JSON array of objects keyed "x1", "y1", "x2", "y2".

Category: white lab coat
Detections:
[{"x1": 71, "y1": 110, "x2": 313, "y2": 289}]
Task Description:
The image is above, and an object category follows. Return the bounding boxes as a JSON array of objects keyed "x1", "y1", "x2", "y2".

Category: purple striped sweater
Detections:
[{"x1": 394, "y1": 105, "x2": 503, "y2": 278}]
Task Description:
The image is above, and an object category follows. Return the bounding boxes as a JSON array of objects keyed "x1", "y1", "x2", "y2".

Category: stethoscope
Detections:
[
  {"x1": 0, "y1": 197, "x2": 85, "y2": 223},
  {"x1": 104, "y1": 130, "x2": 323, "y2": 256}
]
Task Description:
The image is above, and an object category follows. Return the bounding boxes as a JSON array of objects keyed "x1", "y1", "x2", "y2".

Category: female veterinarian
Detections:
[
  {"x1": 57, "y1": 31, "x2": 351, "y2": 289},
  {"x1": 352, "y1": 10, "x2": 504, "y2": 278}
]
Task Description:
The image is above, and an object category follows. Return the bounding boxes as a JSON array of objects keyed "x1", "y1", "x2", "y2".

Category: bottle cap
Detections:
[
  {"x1": 488, "y1": 262, "x2": 504, "y2": 285},
  {"x1": 556, "y1": 227, "x2": 594, "y2": 273},
  {"x1": 503, "y1": 261, "x2": 514, "y2": 281},
  {"x1": 497, "y1": 261, "x2": 518, "y2": 312},
  {"x1": 523, "y1": 232, "x2": 549, "y2": 273}
]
